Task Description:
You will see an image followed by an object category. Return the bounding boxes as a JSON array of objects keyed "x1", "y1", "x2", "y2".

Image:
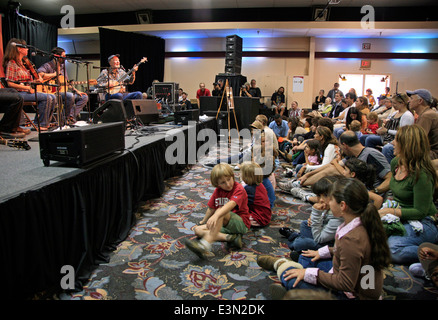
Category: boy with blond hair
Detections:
[{"x1": 185, "y1": 163, "x2": 250, "y2": 259}]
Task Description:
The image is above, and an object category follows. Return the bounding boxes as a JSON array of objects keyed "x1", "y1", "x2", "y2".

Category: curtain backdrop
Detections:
[
  {"x1": 98, "y1": 27, "x2": 165, "y2": 94},
  {"x1": 4, "y1": 8, "x2": 58, "y2": 69}
]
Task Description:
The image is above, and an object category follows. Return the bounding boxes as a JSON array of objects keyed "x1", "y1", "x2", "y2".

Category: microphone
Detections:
[{"x1": 11, "y1": 42, "x2": 30, "y2": 48}]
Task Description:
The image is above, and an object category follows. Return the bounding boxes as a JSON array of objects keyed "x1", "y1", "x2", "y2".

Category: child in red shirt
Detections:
[
  {"x1": 186, "y1": 163, "x2": 250, "y2": 259},
  {"x1": 365, "y1": 111, "x2": 379, "y2": 134},
  {"x1": 240, "y1": 161, "x2": 272, "y2": 227}
]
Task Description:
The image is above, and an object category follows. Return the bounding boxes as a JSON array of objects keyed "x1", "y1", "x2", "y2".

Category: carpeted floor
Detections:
[{"x1": 54, "y1": 146, "x2": 438, "y2": 301}]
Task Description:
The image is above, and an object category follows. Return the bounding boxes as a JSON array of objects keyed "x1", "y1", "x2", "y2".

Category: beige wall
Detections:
[{"x1": 60, "y1": 37, "x2": 438, "y2": 107}]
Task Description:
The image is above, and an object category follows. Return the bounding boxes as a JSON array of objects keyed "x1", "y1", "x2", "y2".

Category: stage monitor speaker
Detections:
[
  {"x1": 92, "y1": 99, "x2": 131, "y2": 127},
  {"x1": 39, "y1": 122, "x2": 125, "y2": 167},
  {"x1": 124, "y1": 99, "x2": 160, "y2": 125},
  {"x1": 174, "y1": 109, "x2": 200, "y2": 125}
]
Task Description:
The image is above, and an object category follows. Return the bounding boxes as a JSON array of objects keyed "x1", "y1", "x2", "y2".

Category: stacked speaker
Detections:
[{"x1": 225, "y1": 35, "x2": 242, "y2": 75}]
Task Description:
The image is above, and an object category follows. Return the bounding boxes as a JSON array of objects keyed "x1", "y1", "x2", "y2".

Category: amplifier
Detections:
[
  {"x1": 39, "y1": 122, "x2": 125, "y2": 167},
  {"x1": 174, "y1": 109, "x2": 200, "y2": 125}
]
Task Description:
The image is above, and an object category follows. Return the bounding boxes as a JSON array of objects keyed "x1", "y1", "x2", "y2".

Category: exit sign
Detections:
[
  {"x1": 360, "y1": 60, "x2": 371, "y2": 69},
  {"x1": 362, "y1": 43, "x2": 371, "y2": 50}
]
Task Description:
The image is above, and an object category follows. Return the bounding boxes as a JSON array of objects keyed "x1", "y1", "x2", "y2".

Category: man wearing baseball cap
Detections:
[
  {"x1": 406, "y1": 88, "x2": 438, "y2": 159},
  {"x1": 96, "y1": 54, "x2": 143, "y2": 101}
]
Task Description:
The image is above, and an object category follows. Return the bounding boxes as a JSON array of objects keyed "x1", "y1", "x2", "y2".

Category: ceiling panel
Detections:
[{"x1": 10, "y1": 0, "x2": 438, "y2": 16}]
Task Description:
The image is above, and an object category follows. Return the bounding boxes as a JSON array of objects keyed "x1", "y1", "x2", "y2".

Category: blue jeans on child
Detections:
[{"x1": 288, "y1": 220, "x2": 333, "y2": 252}]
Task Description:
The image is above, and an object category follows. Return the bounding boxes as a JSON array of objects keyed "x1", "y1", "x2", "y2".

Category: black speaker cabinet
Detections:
[
  {"x1": 174, "y1": 109, "x2": 200, "y2": 125},
  {"x1": 39, "y1": 122, "x2": 125, "y2": 167},
  {"x1": 124, "y1": 99, "x2": 160, "y2": 124},
  {"x1": 92, "y1": 99, "x2": 132, "y2": 127},
  {"x1": 233, "y1": 97, "x2": 261, "y2": 131}
]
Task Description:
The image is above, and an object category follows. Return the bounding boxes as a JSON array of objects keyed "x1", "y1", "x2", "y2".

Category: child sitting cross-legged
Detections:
[
  {"x1": 258, "y1": 177, "x2": 391, "y2": 300},
  {"x1": 186, "y1": 163, "x2": 251, "y2": 259},
  {"x1": 240, "y1": 161, "x2": 272, "y2": 227},
  {"x1": 279, "y1": 176, "x2": 344, "y2": 261}
]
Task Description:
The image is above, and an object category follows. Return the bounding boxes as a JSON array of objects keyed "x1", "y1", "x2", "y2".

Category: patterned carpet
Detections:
[{"x1": 55, "y1": 152, "x2": 438, "y2": 300}]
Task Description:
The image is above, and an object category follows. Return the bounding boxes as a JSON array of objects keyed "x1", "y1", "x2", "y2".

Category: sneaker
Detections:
[
  {"x1": 256, "y1": 255, "x2": 281, "y2": 271},
  {"x1": 285, "y1": 168, "x2": 294, "y2": 178},
  {"x1": 291, "y1": 187, "x2": 315, "y2": 202},
  {"x1": 269, "y1": 283, "x2": 287, "y2": 300},
  {"x1": 184, "y1": 239, "x2": 209, "y2": 259},
  {"x1": 289, "y1": 250, "x2": 300, "y2": 262},
  {"x1": 291, "y1": 180, "x2": 301, "y2": 188},
  {"x1": 227, "y1": 234, "x2": 242, "y2": 249},
  {"x1": 409, "y1": 262, "x2": 426, "y2": 278},
  {"x1": 279, "y1": 227, "x2": 294, "y2": 238},
  {"x1": 277, "y1": 179, "x2": 295, "y2": 193}
]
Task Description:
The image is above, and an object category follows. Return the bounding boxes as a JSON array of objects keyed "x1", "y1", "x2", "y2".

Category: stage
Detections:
[{"x1": 0, "y1": 116, "x2": 216, "y2": 299}]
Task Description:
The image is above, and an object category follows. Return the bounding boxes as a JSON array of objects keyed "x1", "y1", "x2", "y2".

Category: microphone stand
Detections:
[{"x1": 67, "y1": 56, "x2": 93, "y2": 122}]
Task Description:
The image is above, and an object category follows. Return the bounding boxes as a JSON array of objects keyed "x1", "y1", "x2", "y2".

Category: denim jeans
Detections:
[
  {"x1": 334, "y1": 126, "x2": 345, "y2": 139},
  {"x1": 382, "y1": 143, "x2": 394, "y2": 164},
  {"x1": 362, "y1": 134, "x2": 383, "y2": 149},
  {"x1": 388, "y1": 217, "x2": 438, "y2": 265},
  {"x1": 105, "y1": 91, "x2": 143, "y2": 101},
  {"x1": 288, "y1": 221, "x2": 333, "y2": 252},
  {"x1": 262, "y1": 177, "x2": 276, "y2": 209},
  {"x1": 20, "y1": 91, "x2": 56, "y2": 127},
  {"x1": 280, "y1": 255, "x2": 332, "y2": 290}
]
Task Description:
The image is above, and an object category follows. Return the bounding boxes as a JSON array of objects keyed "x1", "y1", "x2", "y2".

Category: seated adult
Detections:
[
  {"x1": 255, "y1": 114, "x2": 279, "y2": 152},
  {"x1": 378, "y1": 125, "x2": 438, "y2": 265},
  {"x1": 279, "y1": 126, "x2": 339, "y2": 192},
  {"x1": 334, "y1": 106, "x2": 367, "y2": 139},
  {"x1": 360, "y1": 93, "x2": 414, "y2": 164},
  {"x1": 240, "y1": 82, "x2": 252, "y2": 97},
  {"x1": 297, "y1": 131, "x2": 391, "y2": 193},
  {"x1": 318, "y1": 97, "x2": 332, "y2": 116},
  {"x1": 289, "y1": 101, "x2": 302, "y2": 118},
  {"x1": 269, "y1": 114, "x2": 288, "y2": 141},
  {"x1": 0, "y1": 88, "x2": 27, "y2": 138},
  {"x1": 248, "y1": 79, "x2": 262, "y2": 99},
  {"x1": 407, "y1": 88, "x2": 438, "y2": 160},
  {"x1": 96, "y1": 54, "x2": 143, "y2": 101},
  {"x1": 271, "y1": 87, "x2": 286, "y2": 117},
  {"x1": 196, "y1": 82, "x2": 211, "y2": 107},
  {"x1": 179, "y1": 92, "x2": 193, "y2": 110}
]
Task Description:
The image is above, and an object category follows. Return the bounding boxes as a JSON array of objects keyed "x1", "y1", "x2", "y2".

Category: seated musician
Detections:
[
  {"x1": 37, "y1": 47, "x2": 89, "y2": 124},
  {"x1": 0, "y1": 86, "x2": 27, "y2": 138},
  {"x1": 97, "y1": 54, "x2": 143, "y2": 101},
  {"x1": 3, "y1": 38, "x2": 56, "y2": 131}
]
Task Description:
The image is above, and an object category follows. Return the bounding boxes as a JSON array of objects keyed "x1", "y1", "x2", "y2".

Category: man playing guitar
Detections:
[
  {"x1": 38, "y1": 47, "x2": 90, "y2": 124},
  {"x1": 97, "y1": 54, "x2": 144, "y2": 101}
]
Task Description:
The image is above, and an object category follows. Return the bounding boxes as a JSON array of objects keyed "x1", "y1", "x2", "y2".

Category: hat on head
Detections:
[
  {"x1": 250, "y1": 120, "x2": 264, "y2": 131},
  {"x1": 377, "y1": 94, "x2": 387, "y2": 101},
  {"x1": 406, "y1": 89, "x2": 432, "y2": 104},
  {"x1": 108, "y1": 54, "x2": 120, "y2": 63}
]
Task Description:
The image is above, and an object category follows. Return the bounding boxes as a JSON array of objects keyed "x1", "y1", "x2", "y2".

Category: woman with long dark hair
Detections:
[
  {"x1": 257, "y1": 177, "x2": 391, "y2": 300},
  {"x1": 3, "y1": 38, "x2": 56, "y2": 130}
]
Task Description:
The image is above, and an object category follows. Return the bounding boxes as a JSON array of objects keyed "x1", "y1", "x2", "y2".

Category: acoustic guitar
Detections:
[
  {"x1": 0, "y1": 138, "x2": 31, "y2": 150},
  {"x1": 54, "y1": 75, "x2": 97, "y2": 93},
  {"x1": 107, "y1": 57, "x2": 148, "y2": 94}
]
